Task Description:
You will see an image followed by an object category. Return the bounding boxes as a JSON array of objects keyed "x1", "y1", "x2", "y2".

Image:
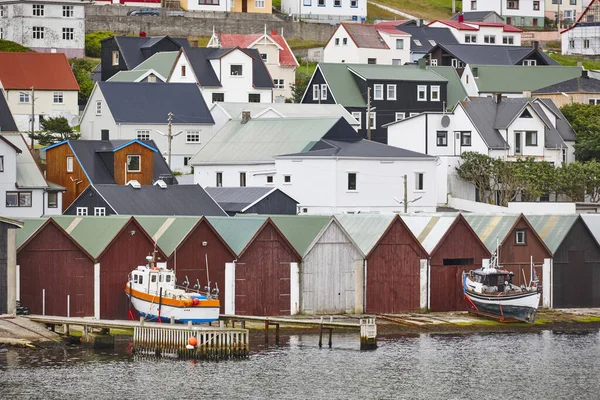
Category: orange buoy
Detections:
[
  {"x1": 183, "y1": 298, "x2": 193, "y2": 307},
  {"x1": 188, "y1": 336, "x2": 198, "y2": 347},
  {"x1": 192, "y1": 297, "x2": 200, "y2": 306}
]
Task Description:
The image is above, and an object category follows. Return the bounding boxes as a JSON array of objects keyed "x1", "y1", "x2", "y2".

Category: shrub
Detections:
[{"x1": 85, "y1": 31, "x2": 114, "y2": 58}]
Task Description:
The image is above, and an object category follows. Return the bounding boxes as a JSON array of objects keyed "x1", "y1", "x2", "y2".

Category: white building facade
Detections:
[
  {"x1": 561, "y1": 1, "x2": 600, "y2": 55},
  {"x1": 281, "y1": 0, "x2": 367, "y2": 22},
  {"x1": 428, "y1": 20, "x2": 522, "y2": 46},
  {"x1": 463, "y1": 0, "x2": 546, "y2": 27}
]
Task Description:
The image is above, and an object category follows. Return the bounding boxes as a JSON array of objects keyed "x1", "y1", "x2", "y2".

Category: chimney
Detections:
[
  {"x1": 582, "y1": 70, "x2": 589, "y2": 79},
  {"x1": 241, "y1": 111, "x2": 251, "y2": 124},
  {"x1": 139, "y1": 31, "x2": 147, "y2": 38},
  {"x1": 271, "y1": 29, "x2": 277, "y2": 36},
  {"x1": 495, "y1": 93, "x2": 502, "y2": 104},
  {"x1": 417, "y1": 19, "x2": 423, "y2": 27},
  {"x1": 532, "y1": 40, "x2": 539, "y2": 49},
  {"x1": 458, "y1": 14, "x2": 464, "y2": 23},
  {"x1": 577, "y1": 61, "x2": 583, "y2": 67},
  {"x1": 523, "y1": 90, "x2": 532, "y2": 97},
  {"x1": 417, "y1": 58, "x2": 426, "y2": 69},
  {"x1": 472, "y1": 67, "x2": 479, "y2": 77}
]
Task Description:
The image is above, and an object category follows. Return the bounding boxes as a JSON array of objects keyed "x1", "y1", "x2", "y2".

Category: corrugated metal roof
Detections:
[
  {"x1": 205, "y1": 216, "x2": 267, "y2": 256},
  {"x1": 135, "y1": 216, "x2": 201, "y2": 257},
  {"x1": 402, "y1": 214, "x2": 458, "y2": 254},
  {"x1": 52, "y1": 216, "x2": 131, "y2": 259},
  {"x1": 428, "y1": 66, "x2": 468, "y2": 109},
  {"x1": 470, "y1": 65, "x2": 582, "y2": 93},
  {"x1": 348, "y1": 64, "x2": 447, "y2": 82},
  {"x1": 464, "y1": 214, "x2": 519, "y2": 252},
  {"x1": 4, "y1": 134, "x2": 49, "y2": 188},
  {"x1": 107, "y1": 70, "x2": 147, "y2": 82},
  {"x1": 526, "y1": 215, "x2": 579, "y2": 254},
  {"x1": 269, "y1": 215, "x2": 331, "y2": 257},
  {"x1": 336, "y1": 214, "x2": 396, "y2": 255},
  {"x1": 16, "y1": 218, "x2": 48, "y2": 249},
  {"x1": 581, "y1": 215, "x2": 600, "y2": 246},
  {"x1": 318, "y1": 64, "x2": 367, "y2": 107}
]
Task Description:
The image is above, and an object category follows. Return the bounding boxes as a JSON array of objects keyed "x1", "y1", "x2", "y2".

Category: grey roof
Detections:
[
  {"x1": 537, "y1": 98, "x2": 577, "y2": 141},
  {"x1": 451, "y1": 11, "x2": 501, "y2": 21},
  {"x1": 433, "y1": 43, "x2": 559, "y2": 65},
  {"x1": 3, "y1": 134, "x2": 49, "y2": 188},
  {"x1": 183, "y1": 47, "x2": 274, "y2": 89},
  {"x1": 111, "y1": 36, "x2": 189, "y2": 69},
  {"x1": 279, "y1": 138, "x2": 434, "y2": 159},
  {"x1": 399, "y1": 26, "x2": 459, "y2": 53},
  {"x1": 90, "y1": 184, "x2": 226, "y2": 216},
  {"x1": 66, "y1": 140, "x2": 178, "y2": 184},
  {"x1": 205, "y1": 187, "x2": 297, "y2": 213},
  {"x1": 98, "y1": 82, "x2": 213, "y2": 124},
  {"x1": 0, "y1": 91, "x2": 17, "y2": 132},
  {"x1": 533, "y1": 76, "x2": 600, "y2": 94}
]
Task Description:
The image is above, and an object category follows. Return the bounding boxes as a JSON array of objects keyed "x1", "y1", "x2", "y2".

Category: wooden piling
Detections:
[{"x1": 360, "y1": 318, "x2": 377, "y2": 350}]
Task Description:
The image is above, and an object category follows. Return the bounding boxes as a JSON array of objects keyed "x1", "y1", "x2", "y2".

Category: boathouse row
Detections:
[{"x1": 14, "y1": 214, "x2": 600, "y2": 319}]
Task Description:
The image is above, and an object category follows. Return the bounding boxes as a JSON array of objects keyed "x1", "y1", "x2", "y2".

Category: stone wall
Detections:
[{"x1": 85, "y1": 5, "x2": 335, "y2": 42}]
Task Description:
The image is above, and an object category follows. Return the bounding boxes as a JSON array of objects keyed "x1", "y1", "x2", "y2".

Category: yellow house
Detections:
[{"x1": 179, "y1": 0, "x2": 272, "y2": 14}]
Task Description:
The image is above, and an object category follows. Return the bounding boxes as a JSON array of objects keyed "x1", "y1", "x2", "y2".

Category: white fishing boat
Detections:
[
  {"x1": 462, "y1": 249, "x2": 541, "y2": 323},
  {"x1": 125, "y1": 254, "x2": 220, "y2": 323}
]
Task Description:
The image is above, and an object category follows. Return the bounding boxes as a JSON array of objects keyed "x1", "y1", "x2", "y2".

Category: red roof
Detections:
[
  {"x1": 430, "y1": 20, "x2": 479, "y2": 31},
  {"x1": 0, "y1": 52, "x2": 79, "y2": 91},
  {"x1": 375, "y1": 25, "x2": 409, "y2": 35},
  {"x1": 215, "y1": 33, "x2": 298, "y2": 67},
  {"x1": 429, "y1": 20, "x2": 522, "y2": 33},
  {"x1": 375, "y1": 20, "x2": 408, "y2": 27}
]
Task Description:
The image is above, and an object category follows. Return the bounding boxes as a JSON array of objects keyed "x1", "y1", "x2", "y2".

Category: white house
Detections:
[
  {"x1": 463, "y1": 0, "x2": 546, "y2": 28},
  {"x1": 323, "y1": 23, "x2": 411, "y2": 65},
  {"x1": 79, "y1": 82, "x2": 214, "y2": 173},
  {"x1": 0, "y1": 0, "x2": 87, "y2": 58},
  {"x1": 545, "y1": 0, "x2": 585, "y2": 25},
  {"x1": 0, "y1": 52, "x2": 79, "y2": 132},
  {"x1": 168, "y1": 47, "x2": 274, "y2": 105},
  {"x1": 207, "y1": 30, "x2": 298, "y2": 101},
  {"x1": 281, "y1": 0, "x2": 366, "y2": 22},
  {"x1": 428, "y1": 18, "x2": 523, "y2": 46},
  {"x1": 561, "y1": 0, "x2": 600, "y2": 56},
  {"x1": 386, "y1": 96, "x2": 576, "y2": 202}
]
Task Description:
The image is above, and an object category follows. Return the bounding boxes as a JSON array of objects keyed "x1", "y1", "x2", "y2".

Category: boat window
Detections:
[
  {"x1": 134, "y1": 274, "x2": 138, "y2": 283},
  {"x1": 166, "y1": 275, "x2": 171, "y2": 283},
  {"x1": 151, "y1": 274, "x2": 157, "y2": 283},
  {"x1": 139, "y1": 275, "x2": 143, "y2": 284},
  {"x1": 159, "y1": 274, "x2": 163, "y2": 282}
]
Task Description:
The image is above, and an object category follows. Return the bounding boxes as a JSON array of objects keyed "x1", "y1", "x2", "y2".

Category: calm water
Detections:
[{"x1": 1, "y1": 330, "x2": 599, "y2": 399}]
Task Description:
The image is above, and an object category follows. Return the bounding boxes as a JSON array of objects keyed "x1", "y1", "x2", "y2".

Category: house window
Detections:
[
  {"x1": 216, "y1": 172, "x2": 223, "y2": 187},
  {"x1": 19, "y1": 93, "x2": 30, "y2": 103},
  {"x1": 430, "y1": 59, "x2": 438, "y2": 66},
  {"x1": 533, "y1": 1, "x2": 539, "y2": 10},
  {"x1": 181, "y1": 65, "x2": 186, "y2": 77},
  {"x1": 0, "y1": 27, "x2": 3, "y2": 40},
  {"x1": 503, "y1": 36, "x2": 514, "y2": 45},
  {"x1": 367, "y1": 58, "x2": 377, "y2": 65},
  {"x1": 417, "y1": 85, "x2": 427, "y2": 101},
  {"x1": 570, "y1": 0, "x2": 576, "y2": 4},
  {"x1": 284, "y1": 175, "x2": 292, "y2": 184},
  {"x1": 230, "y1": 65, "x2": 243, "y2": 76},
  {"x1": 584, "y1": 39, "x2": 590, "y2": 49},
  {"x1": 304, "y1": 0, "x2": 311, "y2": 5},
  {"x1": 335, "y1": 38, "x2": 340, "y2": 46},
  {"x1": 96, "y1": 100, "x2": 102, "y2": 115},
  {"x1": 451, "y1": 58, "x2": 464, "y2": 68},
  {"x1": 255, "y1": 0, "x2": 265, "y2": 7},
  {"x1": 396, "y1": 39, "x2": 404, "y2": 49},
  {"x1": 183, "y1": 157, "x2": 191, "y2": 166},
  {"x1": 32, "y1": 4, "x2": 44, "y2": 16},
  {"x1": 369, "y1": 112, "x2": 376, "y2": 129},
  {"x1": 274, "y1": 79, "x2": 285, "y2": 89},
  {"x1": 136, "y1": 130, "x2": 150, "y2": 140},
  {"x1": 186, "y1": 131, "x2": 200, "y2": 143},
  {"x1": 569, "y1": 40, "x2": 575, "y2": 49},
  {"x1": 437, "y1": 131, "x2": 447, "y2": 146},
  {"x1": 395, "y1": 112, "x2": 405, "y2": 121},
  {"x1": 347, "y1": 173, "x2": 357, "y2": 191},
  {"x1": 343, "y1": 38, "x2": 348, "y2": 45},
  {"x1": 6, "y1": 192, "x2": 32, "y2": 207},
  {"x1": 413, "y1": 39, "x2": 422, "y2": 46},
  {"x1": 506, "y1": 17, "x2": 512, "y2": 25},
  {"x1": 428, "y1": 40, "x2": 436, "y2": 46},
  {"x1": 465, "y1": 34, "x2": 477, "y2": 43},
  {"x1": 387, "y1": 84, "x2": 396, "y2": 100},
  {"x1": 589, "y1": 98, "x2": 600, "y2": 105},
  {"x1": 523, "y1": 59, "x2": 537, "y2": 66},
  {"x1": 48, "y1": 192, "x2": 58, "y2": 208},
  {"x1": 471, "y1": 0, "x2": 477, "y2": 9},
  {"x1": 240, "y1": 172, "x2": 246, "y2": 187},
  {"x1": 0, "y1": 6, "x2": 4, "y2": 17},
  {"x1": 507, "y1": 0, "x2": 519, "y2": 9},
  {"x1": 212, "y1": 93, "x2": 224, "y2": 102},
  {"x1": 430, "y1": 86, "x2": 440, "y2": 101},
  {"x1": 321, "y1": 84, "x2": 327, "y2": 100},
  {"x1": 266, "y1": 175, "x2": 274, "y2": 184},
  {"x1": 373, "y1": 84, "x2": 384, "y2": 100},
  {"x1": 334, "y1": 0, "x2": 341, "y2": 6},
  {"x1": 53, "y1": 92, "x2": 64, "y2": 104},
  {"x1": 350, "y1": 0, "x2": 357, "y2": 6},
  {"x1": 0, "y1": 155, "x2": 3, "y2": 172},
  {"x1": 562, "y1": 148, "x2": 567, "y2": 163},
  {"x1": 351, "y1": 112, "x2": 362, "y2": 129},
  {"x1": 76, "y1": 207, "x2": 88, "y2": 216},
  {"x1": 318, "y1": 0, "x2": 325, "y2": 6},
  {"x1": 392, "y1": 59, "x2": 402, "y2": 65},
  {"x1": 312, "y1": 84, "x2": 319, "y2": 100},
  {"x1": 127, "y1": 155, "x2": 141, "y2": 172},
  {"x1": 415, "y1": 173, "x2": 424, "y2": 191},
  {"x1": 32, "y1": 26, "x2": 44, "y2": 39},
  {"x1": 525, "y1": 131, "x2": 537, "y2": 146},
  {"x1": 461, "y1": 131, "x2": 472, "y2": 146},
  {"x1": 94, "y1": 207, "x2": 106, "y2": 216},
  {"x1": 515, "y1": 230, "x2": 526, "y2": 244},
  {"x1": 66, "y1": 156, "x2": 73, "y2": 172},
  {"x1": 63, "y1": 5, "x2": 74, "y2": 17},
  {"x1": 112, "y1": 51, "x2": 119, "y2": 66},
  {"x1": 484, "y1": 35, "x2": 495, "y2": 44},
  {"x1": 532, "y1": 18, "x2": 538, "y2": 26},
  {"x1": 62, "y1": 28, "x2": 74, "y2": 40},
  {"x1": 515, "y1": 131, "x2": 522, "y2": 154}
]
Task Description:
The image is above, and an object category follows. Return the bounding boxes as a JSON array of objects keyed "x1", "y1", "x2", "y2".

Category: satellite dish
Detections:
[{"x1": 441, "y1": 115, "x2": 450, "y2": 128}]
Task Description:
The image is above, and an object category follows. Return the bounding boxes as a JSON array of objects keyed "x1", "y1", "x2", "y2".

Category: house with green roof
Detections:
[{"x1": 107, "y1": 51, "x2": 179, "y2": 83}]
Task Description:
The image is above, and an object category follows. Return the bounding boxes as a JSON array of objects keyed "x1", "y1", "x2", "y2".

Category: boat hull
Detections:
[{"x1": 464, "y1": 291, "x2": 541, "y2": 323}]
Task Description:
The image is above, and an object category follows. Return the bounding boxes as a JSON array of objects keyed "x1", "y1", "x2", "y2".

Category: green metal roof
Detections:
[
  {"x1": 4, "y1": 134, "x2": 49, "y2": 188},
  {"x1": 428, "y1": 66, "x2": 468, "y2": 110},
  {"x1": 464, "y1": 214, "x2": 520, "y2": 253},
  {"x1": 336, "y1": 214, "x2": 396, "y2": 255},
  {"x1": 318, "y1": 64, "x2": 367, "y2": 107},
  {"x1": 108, "y1": 51, "x2": 178, "y2": 82},
  {"x1": 348, "y1": 64, "x2": 447, "y2": 82},
  {"x1": 190, "y1": 117, "x2": 341, "y2": 164},
  {"x1": 526, "y1": 215, "x2": 579, "y2": 254},
  {"x1": 205, "y1": 216, "x2": 267, "y2": 256},
  {"x1": 52, "y1": 216, "x2": 131, "y2": 260},
  {"x1": 108, "y1": 70, "x2": 147, "y2": 82},
  {"x1": 16, "y1": 218, "x2": 48, "y2": 249},
  {"x1": 268, "y1": 215, "x2": 331, "y2": 257},
  {"x1": 135, "y1": 216, "x2": 201, "y2": 257},
  {"x1": 470, "y1": 65, "x2": 583, "y2": 94}
]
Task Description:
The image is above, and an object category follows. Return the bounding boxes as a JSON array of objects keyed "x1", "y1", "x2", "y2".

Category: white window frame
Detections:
[
  {"x1": 396, "y1": 39, "x2": 404, "y2": 49},
  {"x1": 274, "y1": 79, "x2": 285, "y2": 89},
  {"x1": 335, "y1": 38, "x2": 339, "y2": 46},
  {"x1": 66, "y1": 156, "x2": 73, "y2": 173},
  {"x1": 525, "y1": 131, "x2": 538, "y2": 146},
  {"x1": 320, "y1": 84, "x2": 327, "y2": 100},
  {"x1": 32, "y1": 26, "x2": 44, "y2": 39},
  {"x1": 266, "y1": 175, "x2": 274, "y2": 184},
  {"x1": 230, "y1": 64, "x2": 243, "y2": 76},
  {"x1": 430, "y1": 86, "x2": 440, "y2": 102},
  {"x1": 515, "y1": 230, "x2": 526, "y2": 244},
  {"x1": 369, "y1": 112, "x2": 376, "y2": 129},
  {"x1": 409, "y1": 112, "x2": 419, "y2": 117},
  {"x1": 415, "y1": 172, "x2": 424, "y2": 191},
  {"x1": 112, "y1": 51, "x2": 119, "y2": 66},
  {"x1": 239, "y1": 172, "x2": 246, "y2": 187},
  {"x1": 484, "y1": 35, "x2": 496, "y2": 44},
  {"x1": 430, "y1": 59, "x2": 438, "y2": 66},
  {"x1": 283, "y1": 175, "x2": 292, "y2": 184},
  {"x1": 387, "y1": 84, "x2": 397, "y2": 100},
  {"x1": 584, "y1": 39, "x2": 590, "y2": 49},
  {"x1": 465, "y1": 34, "x2": 477, "y2": 43},
  {"x1": 94, "y1": 207, "x2": 106, "y2": 217},
  {"x1": 334, "y1": 0, "x2": 341, "y2": 6},
  {"x1": 395, "y1": 112, "x2": 405, "y2": 121},
  {"x1": 0, "y1": 27, "x2": 3, "y2": 40},
  {"x1": 503, "y1": 36, "x2": 514, "y2": 45},
  {"x1": 186, "y1": 130, "x2": 200, "y2": 143},
  {"x1": 350, "y1": 0, "x2": 357, "y2": 7},
  {"x1": 76, "y1": 207, "x2": 88, "y2": 216},
  {"x1": 62, "y1": 27, "x2": 74, "y2": 41},
  {"x1": 437, "y1": 131, "x2": 448, "y2": 146},
  {"x1": 127, "y1": 155, "x2": 141, "y2": 173},
  {"x1": 312, "y1": 84, "x2": 319, "y2": 100},
  {"x1": 255, "y1": 0, "x2": 265, "y2": 7},
  {"x1": 417, "y1": 85, "x2": 427, "y2": 101},
  {"x1": 63, "y1": 5, "x2": 74, "y2": 17},
  {"x1": 523, "y1": 59, "x2": 537, "y2": 66},
  {"x1": 216, "y1": 172, "x2": 223, "y2": 187},
  {"x1": 19, "y1": 92, "x2": 30, "y2": 103},
  {"x1": 96, "y1": 100, "x2": 102, "y2": 116},
  {"x1": 136, "y1": 130, "x2": 150, "y2": 141},
  {"x1": 32, "y1": 4, "x2": 44, "y2": 16},
  {"x1": 351, "y1": 112, "x2": 362, "y2": 129},
  {"x1": 347, "y1": 172, "x2": 357, "y2": 191},
  {"x1": 53, "y1": 92, "x2": 64, "y2": 104},
  {"x1": 343, "y1": 38, "x2": 348, "y2": 45},
  {"x1": 373, "y1": 84, "x2": 384, "y2": 100}
]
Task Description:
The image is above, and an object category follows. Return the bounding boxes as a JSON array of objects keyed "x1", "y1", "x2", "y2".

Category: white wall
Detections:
[
  {"x1": 195, "y1": 163, "x2": 277, "y2": 187},
  {"x1": 249, "y1": 39, "x2": 296, "y2": 100},
  {"x1": 561, "y1": 26, "x2": 600, "y2": 56},
  {"x1": 282, "y1": 0, "x2": 367, "y2": 19},
  {"x1": 429, "y1": 22, "x2": 521, "y2": 46},
  {"x1": 463, "y1": 0, "x2": 544, "y2": 19},
  {"x1": 5, "y1": 90, "x2": 79, "y2": 131},
  {"x1": 183, "y1": 0, "x2": 230, "y2": 12},
  {"x1": 507, "y1": 201, "x2": 576, "y2": 214}
]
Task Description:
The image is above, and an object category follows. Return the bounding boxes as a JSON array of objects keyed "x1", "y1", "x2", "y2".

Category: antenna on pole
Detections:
[{"x1": 155, "y1": 111, "x2": 183, "y2": 170}]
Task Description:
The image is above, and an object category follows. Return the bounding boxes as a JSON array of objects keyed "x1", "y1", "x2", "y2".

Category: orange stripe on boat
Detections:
[{"x1": 126, "y1": 286, "x2": 220, "y2": 308}]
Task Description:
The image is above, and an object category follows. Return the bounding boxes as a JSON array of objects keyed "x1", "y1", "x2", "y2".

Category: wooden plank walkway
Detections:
[{"x1": 220, "y1": 314, "x2": 368, "y2": 329}]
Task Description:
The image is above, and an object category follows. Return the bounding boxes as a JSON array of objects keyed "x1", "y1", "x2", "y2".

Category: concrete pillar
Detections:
[
  {"x1": 6, "y1": 228, "x2": 16, "y2": 315},
  {"x1": 94, "y1": 263, "x2": 100, "y2": 319},
  {"x1": 224, "y1": 262, "x2": 235, "y2": 315},
  {"x1": 289, "y1": 262, "x2": 299, "y2": 315},
  {"x1": 542, "y1": 258, "x2": 552, "y2": 309},
  {"x1": 419, "y1": 259, "x2": 429, "y2": 310}
]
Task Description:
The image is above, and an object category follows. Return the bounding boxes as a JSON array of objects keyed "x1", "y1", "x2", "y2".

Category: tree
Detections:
[
  {"x1": 455, "y1": 152, "x2": 494, "y2": 203},
  {"x1": 70, "y1": 58, "x2": 97, "y2": 105},
  {"x1": 555, "y1": 161, "x2": 586, "y2": 202},
  {"x1": 491, "y1": 158, "x2": 522, "y2": 206},
  {"x1": 515, "y1": 158, "x2": 556, "y2": 202},
  {"x1": 31, "y1": 117, "x2": 80, "y2": 146},
  {"x1": 560, "y1": 103, "x2": 600, "y2": 161},
  {"x1": 0, "y1": 39, "x2": 30, "y2": 52},
  {"x1": 289, "y1": 75, "x2": 310, "y2": 103},
  {"x1": 85, "y1": 31, "x2": 114, "y2": 58}
]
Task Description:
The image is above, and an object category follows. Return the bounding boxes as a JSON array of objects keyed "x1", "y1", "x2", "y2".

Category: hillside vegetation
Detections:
[{"x1": 549, "y1": 53, "x2": 600, "y2": 70}]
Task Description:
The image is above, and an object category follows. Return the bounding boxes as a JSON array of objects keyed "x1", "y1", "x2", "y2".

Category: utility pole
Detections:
[
  {"x1": 30, "y1": 86, "x2": 35, "y2": 149},
  {"x1": 367, "y1": 86, "x2": 371, "y2": 141},
  {"x1": 452, "y1": 0, "x2": 455, "y2": 14},
  {"x1": 557, "y1": 0, "x2": 561, "y2": 31},
  {"x1": 156, "y1": 112, "x2": 183, "y2": 171}
]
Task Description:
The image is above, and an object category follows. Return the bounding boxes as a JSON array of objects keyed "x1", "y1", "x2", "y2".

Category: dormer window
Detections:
[
  {"x1": 413, "y1": 39, "x2": 422, "y2": 46},
  {"x1": 230, "y1": 65, "x2": 243, "y2": 76},
  {"x1": 520, "y1": 109, "x2": 533, "y2": 118},
  {"x1": 127, "y1": 155, "x2": 141, "y2": 172}
]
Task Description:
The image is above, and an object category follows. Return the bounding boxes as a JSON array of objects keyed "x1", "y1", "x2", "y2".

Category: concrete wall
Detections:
[{"x1": 85, "y1": 4, "x2": 335, "y2": 42}]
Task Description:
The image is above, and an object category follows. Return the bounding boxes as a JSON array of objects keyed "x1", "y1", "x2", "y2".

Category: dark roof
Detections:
[
  {"x1": 279, "y1": 138, "x2": 434, "y2": 158},
  {"x1": 183, "y1": 47, "x2": 274, "y2": 89},
  {"x1": 537, "y1": 98, "x2": 577, "y2": 141},
  {"x1": 432, "y1": 43, "x2": 559, "y2": 65},
  {"x1": 65, "y1": 139, "x2": 178, "y2": 184},
  {"x1": 533, "y1": 76, "x2": 600, "y2": 94},
  {"x1": 342, "y1": 23, "x2": 389, "y2": 49},
  {"x1": 92, "y1": 184, "x2": 226, "y2": 216},
  {"x1": 205, "y1": 187, "x2": 297, "y2": 213},
  {"x1": 0, "y1": 91, "x2": 18, "y2": 132},
  {"x1": 399, "y1": 26, "x2": 459, "y2": 53},
  {"x1": 111, "y1": 36, "x2": 189, "y2": 69},
  {"x1": 451, "y1": 11, "x2": 501, "y2": 22},
  {"x1": 97, "y1": 82, "x2": 213, "y2": 124}
]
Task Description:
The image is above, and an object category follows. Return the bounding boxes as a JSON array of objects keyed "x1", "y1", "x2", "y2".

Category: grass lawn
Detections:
[
  {"x1": 370, "y1": 0, "x2": 461, "y2": 21},
  {"x1": 549, "y1": 52, "x2": 600, "y2": 70},
  {"x1": 367, "y1": 2, "x2": 406, "y2": 23},
  {"x1": 286, "y1": 39, "x2": 326, "y2": 50},
  {"x1": 273, "y1": 0, "x2": 281, "y2": 7},
  {"x1": 296, "y1": 61, "x2": 317, "y2": 81}
]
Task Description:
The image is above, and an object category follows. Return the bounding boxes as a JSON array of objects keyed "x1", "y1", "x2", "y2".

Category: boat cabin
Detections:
[
  {"x1": 468, "y1": 269, "x2": 515, "y2": 293},
  {"x1": 130, "y1": 261, "x2": 176, "y2": 295}
]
